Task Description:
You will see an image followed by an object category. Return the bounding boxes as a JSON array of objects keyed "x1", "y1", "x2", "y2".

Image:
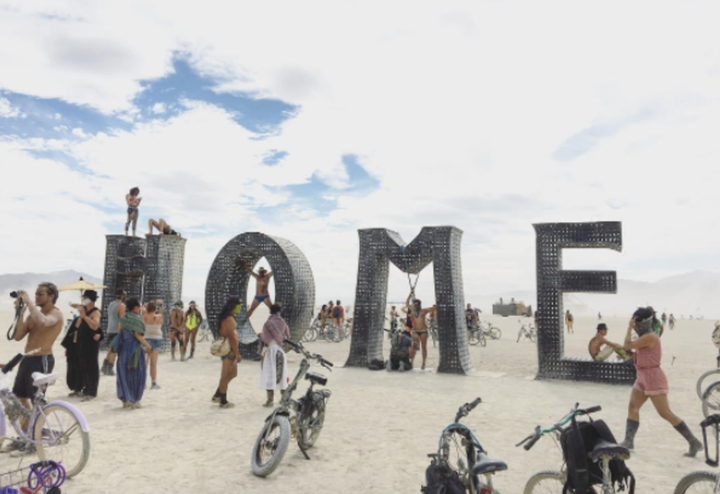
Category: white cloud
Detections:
[
  {"x1": 151, "y1": 102, "x2": 166, "y2": 114},
  {"x1": 1, "y1": 1, "x2": 720, "y2": 307},
  {"x1": 0, "y1": 96, "x2": 23, "y2": 118}
]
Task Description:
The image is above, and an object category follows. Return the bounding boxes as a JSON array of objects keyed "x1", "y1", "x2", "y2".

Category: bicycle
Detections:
[
  {"x1": 250, "y1": 339, "x2": 333, "y2": 477},
  {"x1": 517, "y1": 320, "x2": 537, "y2": 343},
  {"x1": 480, "y1": 321, "x2": 502, "y2": 341},
  {"x1": 517, "y1": 403, "x2": 632, "y2": 494},
  {"x1": 428, "y1": 319, "x2": 438, "y2": 348},
  {"x1": 196, "y1": 320, "x2": 213, "y2": 343},
  {"x1": 422, "y1": 398, "x2": 508, "y2": 493},
  {"x1": 467, "y1": 321, "x2": 487, "y2": 347},
  {"x1": 673, "y1": 413, "x2": 720, "y2": 492},
  {"x1": 0, "y1": 351, "x2": 91, "y2": 478}
]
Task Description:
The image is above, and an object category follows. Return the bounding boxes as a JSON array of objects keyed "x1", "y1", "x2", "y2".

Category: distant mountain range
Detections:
[
  {"x1": 0, "y1": 270, "x2": 103, "y2": 306},
  {"x1": 474, "y1": 270, "x2": 720, "y2": 320}
]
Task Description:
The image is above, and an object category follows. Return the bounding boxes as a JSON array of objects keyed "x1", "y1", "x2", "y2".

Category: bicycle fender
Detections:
[
  {"x1": 44, "y1": 401, "x2": 90, "y2": 433},
  {"x1": 265, "y1": 410, "x2": 290, "y2": 422}
]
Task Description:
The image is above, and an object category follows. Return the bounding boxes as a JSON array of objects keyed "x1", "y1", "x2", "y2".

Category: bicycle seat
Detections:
[
  {"x1": 590, "y1": 440, "x2": 630, "y2": 462},
  {"x1": 31, "y1": 372, "x2": 59, "y2": 387},
  {"x1": 472, "y1": 452, "x2": 508, "y2": 476}
]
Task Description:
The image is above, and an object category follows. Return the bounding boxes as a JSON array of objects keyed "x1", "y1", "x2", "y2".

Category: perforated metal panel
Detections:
[
  {"x1": 204, "y1": 232, "x2": 315, "y2": 359},
  {"x1": 534, "y1": 222, "x2": 635, "y2": 384},
  {"x1": 345, "y1": 227, "x2": 471, "y2": 374},
  {"x1": 101, "y1": 235, "x2": 186, "y2": 349}
]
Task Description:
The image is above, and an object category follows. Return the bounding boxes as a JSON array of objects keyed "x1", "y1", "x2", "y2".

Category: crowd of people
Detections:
[{"x1": 317, "y1": 301, "x2": 346, "y2": 338}]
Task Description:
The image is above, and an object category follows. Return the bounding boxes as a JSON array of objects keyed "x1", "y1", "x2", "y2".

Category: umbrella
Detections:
[{"x1": 58, "y1": 278, "x2": 107, "y2": 292}]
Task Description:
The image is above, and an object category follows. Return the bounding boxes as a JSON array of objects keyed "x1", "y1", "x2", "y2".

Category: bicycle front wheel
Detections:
[
  {"x1": 529, "y1": 331, "x2": 537, "y2": 343},
  {"x1": 439, "y1": 429, "x2": 477, "y2": 489},
  {"x1": 479, "y1": 333, "x2": 487, "y2": 347},
  {"x1": 489, "y1": 327, "x2": 502, "y2": 340},
  {"x1": 34, "y1": 402, "x2": 90, "y2": 478},
  {"x1": 251, "y1": 415, "x2": 291, "y2": 477},
  {"x1": 697, "y1": 370, "x2": 720, "y2": 400},
  {"x1": 702, "y1": 381, "x2": 720, "y2": 418},
  {"x1": 468, "y1": 330, "x2": 480, "y2": 346},
  {"x1": 517, "y1": 329, "x2": 524, "y2": 343},
  {"x1": 673, "y1": 470, "x2": 720, "y2": 493},
  {"x1": 523, "y1": 470, "x2": 565, "y2": 494}
]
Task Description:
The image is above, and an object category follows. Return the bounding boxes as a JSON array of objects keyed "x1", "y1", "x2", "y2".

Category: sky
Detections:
[{"x1": 1, "y1": 1, "x2": 719, "y2": 308}]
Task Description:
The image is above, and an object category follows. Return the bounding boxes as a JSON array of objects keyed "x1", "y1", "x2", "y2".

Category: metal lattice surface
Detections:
[
  {"x1": 534, "y1": 222, "x2": 636, "y2": 384},
  {"x1": 345, "y1": 227, "x2": 471, "y2": 374},
  {"x1": 204, "y1": 232, "x2": 315, "y2": 359},
  {"x1": 101, "y1": 235, "x2": 186, "y2": 349}
]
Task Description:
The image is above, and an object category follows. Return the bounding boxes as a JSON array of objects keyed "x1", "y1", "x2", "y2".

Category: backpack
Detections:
[
  {"x1": 560, "y1": 417, "x2": 635, "y2": 494},
  {"x1": 421, "y1": 459, "x2": 466, "y2": 494},
  {"x1": 367, "y1": 359, "x2": 386, "y2": 371}
]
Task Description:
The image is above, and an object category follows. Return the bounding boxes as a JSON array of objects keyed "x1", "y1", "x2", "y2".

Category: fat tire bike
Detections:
[{"x1": 250, "y1": 339, "x2": 333, "y2": 477}]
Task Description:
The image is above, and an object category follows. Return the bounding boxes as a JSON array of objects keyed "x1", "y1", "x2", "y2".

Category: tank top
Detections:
[
  {"x1": 78, "y1": 307, "x2": 101, "y2": 343},
  {"x1": 145, "y1": 322, "x2": 163, "y2": 340},
  {"x1": 107, "y1": 301, "x2": 122, "y2": 335},
  {"x1": 634, "y1": 336, "x2": 662, "y2": 369}
]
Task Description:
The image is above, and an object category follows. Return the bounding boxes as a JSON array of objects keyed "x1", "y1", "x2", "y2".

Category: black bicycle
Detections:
[
  {"x1": 422, "y1": 398, "x2": 508, "y2": 493},
  {"x1": 250, "y1": 339, "x2": 333, "y2": 477}
]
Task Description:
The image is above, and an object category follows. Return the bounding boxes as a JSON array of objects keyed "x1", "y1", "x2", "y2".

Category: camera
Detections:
[{"x1": 10, "y1": 291, "x2": 22, "y2": 298}]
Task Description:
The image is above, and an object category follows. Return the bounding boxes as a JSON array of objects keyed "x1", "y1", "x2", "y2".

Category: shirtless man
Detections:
[
  {"x1": 404, "y1": 295, "x2": 435, "y2": 370},
  {"x1": 169, "y1": 301, "x2": 186, "y2": 361},
  {"x1": 588, "y1": 323, "x2": 623, "y2": 361},
  {"x1": 243, "y1": 263, "x2": 273, "y2": 320},
  {"x1": 333, "y1": 300, "x2": 345, "y2": 338},
  {"x1": 13, "y1": 283, "x2": 64, "y2": 410},
  {"x1": 212, "y1": 296, "x2": 242, "y2": 408}
]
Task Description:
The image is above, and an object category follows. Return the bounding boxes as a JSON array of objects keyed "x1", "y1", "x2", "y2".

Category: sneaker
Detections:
[
  {"x1": 211, "y1": 395, "x2": 221, "y2": 403},
  {"x1": 68, "y1": 391, "x2": 80, "y2": 398},
  {"x1": 81, "y1": 395, "x2": 96, "y2": 402},
  {"x1": 122, "y1": 401, "x2": 132, "y2": 409},
  {"x1": 262, "y1": 401, "x2": 274, "y2": 408},
  {"x1": 220, "y1": 402, "x2": 235, "y2": 409},
  {"x1": 131, "y1": 401, "x2": 142, "y2": 409},
  {"x1": 151, "y1": 383, "x2": 160, "y2": 390}
]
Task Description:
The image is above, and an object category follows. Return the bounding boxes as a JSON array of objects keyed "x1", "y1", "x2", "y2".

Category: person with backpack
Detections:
[{"x1": 619, "y1": 306, "x2": 702, "y2": 456}]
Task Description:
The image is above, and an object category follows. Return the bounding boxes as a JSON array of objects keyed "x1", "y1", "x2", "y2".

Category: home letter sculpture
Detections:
[
  {"x1": 345, "y1": 226, "x2": 471, "y2": 374},
  {"x1": 534, "y1": 222, "x2": 635, "y2": 384}
]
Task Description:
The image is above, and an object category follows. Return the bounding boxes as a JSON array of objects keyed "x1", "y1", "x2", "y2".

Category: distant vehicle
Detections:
[{"x1": 492, "y1": 297, "x2": 532, "y2": 317}]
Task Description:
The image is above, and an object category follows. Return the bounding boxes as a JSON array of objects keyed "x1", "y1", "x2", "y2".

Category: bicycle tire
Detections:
[
  {"x1": 298, "y1": 394, "x2": 326, "y2": 449},
  {"x1": 34, "y1": 402, "x2": 91, "y2": 478},
  {"x1": 529, "y1": 331, "x2": 537, "y2": 343},
  {"x1": 489, "y1": 327, "x2": 502, "y2": 340},
  {"x1": 302, "y1": 328, "x2": 313, "y2": 343},
  {"x1": 251, "y1": 414, "x2": 291, "y2": 477},
  {"x1": 468, "y1": 330, "x2": 480, "y2": 346},
  {"x1": 697, "y1": 370, "x2": 720, "y2": 400},
  {"x1": 439, "y1": 428, "x2": 477, "y2": 490},
  {"x1": 702, "y1": 381, "x2": 720, "y2": 418},
  {"x1": 517, "y1": 328, "x2": 524, "y2": 343},
  {"x1": 479, "y1": 333, "x2": 487, "y2": 347},
  {"x1": 523, "y1": 469, "x2": 565, "y2": 494},
  {"x1": 673, "y1": 470, "x2": 719, "y2": 493}
]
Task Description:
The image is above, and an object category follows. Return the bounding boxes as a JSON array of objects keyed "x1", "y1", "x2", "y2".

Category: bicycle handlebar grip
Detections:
[
  {"x1": 284, "y1": 339, "x2": 301, "y2": 351},
  {"x1": 583, "y1": 405, "x2": 602, "y2": 414},
  {"x1": 470, "y1": 397, "x2": 482, "y2": 409},
  {"x1": 524, "y1": 434, "x2": 542, "y2": 451},
  {"x1": 701, "y1": 414, "x2": 720, "y2": 428},
  {"x1": 321, "y1": 358, "x2": 334, "y2": 367},
  {"x1": 2, "y1": 353, "x2": 23, "y2": 374}
]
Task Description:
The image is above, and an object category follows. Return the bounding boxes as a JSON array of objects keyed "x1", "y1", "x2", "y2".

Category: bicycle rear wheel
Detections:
[
  {"x1": 468, "y1": 329, "x2": 480, "y2": 346},
  {"x1": 479, "y1": 333, "x2": 487, "y2": 347},
  {"x1": 298, "y1": 393, "x2": 327, "y2": 449},
  {"x1": 34, "y1": 402, "x2": 90, "y2": 478},
  {"x1": 673, "y1": 470, "x2": 720, "y2": 493},
  {"x1": 488, "y1": 327, "x2": 502, "y2": 340},
  {"x1": 697, "y1": 369, "x2": 720, "y2": 400},
  {"x1": 523, "y1": 470, "x2": 565, "y2": 494},
  {"x1": 529, "y1": 331, "x2": 537, "y2": 343},
  {"x1": 702, "y1": 381, "x2": 720, "y2": 418}
]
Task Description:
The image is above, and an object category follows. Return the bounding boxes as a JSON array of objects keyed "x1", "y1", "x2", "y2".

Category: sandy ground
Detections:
[{"x1": 0, "y1": 309, "x2": 717, "y2": 493}]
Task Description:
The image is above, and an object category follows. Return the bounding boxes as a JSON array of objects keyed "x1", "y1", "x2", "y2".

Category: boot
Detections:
[
  {"x1": 620, "y1": 419, "x2": 639, "y2": 450},
  {"x1": 106, "y1": 360, "x2": 116, "y2": 376},
  {"x1": 263, "y1": 390, "x2": 274, "y2": 407},
  {"x1": 674, "y1": 421, "x2": 703, "y2": 457}
]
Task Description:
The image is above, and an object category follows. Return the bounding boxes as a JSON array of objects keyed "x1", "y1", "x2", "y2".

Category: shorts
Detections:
[
  {"x1": 592, "y1": 346, "x2": 615, "y2": 362},
  {"x1": 633, "y1": 367, "x2": 669, "y2": 396},
  {"x1": 13, "y1": 355, "x2": 55, "y2": 399},
  {"x1": 254, "y1": 295, "x2": 269, "y2": 303},
  {"x1": 147, "y1": 339, "x2": 163, "y2": 351}
]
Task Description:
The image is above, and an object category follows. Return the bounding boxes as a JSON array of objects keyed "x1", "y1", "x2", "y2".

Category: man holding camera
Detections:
[{"x1": 13, "y1": 283, "x2": 64, "y2": 409}]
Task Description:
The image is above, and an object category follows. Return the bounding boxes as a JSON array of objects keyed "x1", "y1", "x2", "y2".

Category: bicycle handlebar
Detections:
[
  {"x1": 283, "y1": 339, "x2": 334, "y2": 369},
  {"x1": 517, "y1": 403, "x2": 602, "y2": 449},
  {"x1": 454, "y1": 397, "x2": 482, "y2": 423}
]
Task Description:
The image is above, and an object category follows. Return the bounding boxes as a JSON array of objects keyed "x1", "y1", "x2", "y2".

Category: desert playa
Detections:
[{"x1": 0, "y1": 309, "x2": 716, "y2": 493}]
